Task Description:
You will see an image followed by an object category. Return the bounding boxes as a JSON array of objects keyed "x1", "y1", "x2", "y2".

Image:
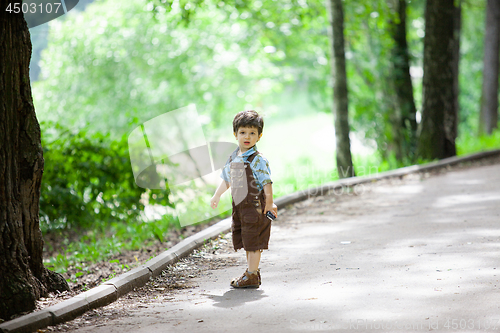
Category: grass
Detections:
[
  {"x1": 456, "y1": 128, "x2": 500, "y2": 156},
  {"x1": 44, "y1": 214, "x2": 180, "y2": 274},
  {"x1": 43, "y1": 198, "x2": 233, "y2": 275}
]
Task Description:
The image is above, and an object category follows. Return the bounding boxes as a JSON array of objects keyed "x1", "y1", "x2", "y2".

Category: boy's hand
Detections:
[
  {"x1": 264, "y1": 203, "x2": 278, "y2": 218},
  {"x1": 272, "y1": 203, "x2": 278, "y2": 217},
  {"x1": 210, "y1": 195, "x2": 220, "y2": 209}
]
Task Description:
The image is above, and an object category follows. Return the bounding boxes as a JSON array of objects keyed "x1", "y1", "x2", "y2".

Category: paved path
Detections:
[{"x1": 70, "y1": 163, "x2": 500, "y2": 332}]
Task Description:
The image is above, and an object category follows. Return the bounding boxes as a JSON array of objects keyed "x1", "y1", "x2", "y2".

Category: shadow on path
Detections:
[{"x1": 203, "y1": 289, "x2": 268, "y2": 308}]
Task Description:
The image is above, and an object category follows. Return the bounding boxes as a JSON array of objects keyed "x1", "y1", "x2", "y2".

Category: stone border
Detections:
[{"x1": 1, "y1": 149, "x2": 499, "y2": 333}]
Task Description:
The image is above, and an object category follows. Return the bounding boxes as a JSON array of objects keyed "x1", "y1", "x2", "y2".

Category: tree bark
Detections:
[
  {"x1": 0, "y1": 0, "x2": 69, "y2": 320},
  {"x1": 417, "y1": 0, "x2": 458, "y2": 160},
  {"x1": 479, "y1": 0, "x2": 500, "y2": 136},
  {"x1": 326, "y1": 0, "x2": 355, "y2": 178},
  {"x1": 389, "y1": 0, "x2": 418, "y2": 162},
  {"x1": 450, "y1": 0, "x2": 461, "y2": 145}
]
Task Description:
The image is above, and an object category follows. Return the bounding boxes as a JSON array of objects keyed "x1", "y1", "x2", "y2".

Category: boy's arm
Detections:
[
  {"x1": 263, "y1": 183, "x2": 278, "y2": 217},
  {"x1": 210, "y1": 179, "x2": 230, "y2": 209}
]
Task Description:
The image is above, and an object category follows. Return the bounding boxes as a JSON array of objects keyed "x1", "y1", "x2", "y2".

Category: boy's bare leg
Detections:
[{"x1": 247, "y1": 250, "x2": 261, "y2": 273}]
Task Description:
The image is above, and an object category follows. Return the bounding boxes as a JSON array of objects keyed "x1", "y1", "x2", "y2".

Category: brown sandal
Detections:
[{"x1": 230, "y1": 269, "x2": 259, "y2": 288}]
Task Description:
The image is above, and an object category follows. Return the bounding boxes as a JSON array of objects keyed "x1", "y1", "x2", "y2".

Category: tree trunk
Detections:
[
  {"x1": 326, "y1": 0, "x2": 355, "y2": 178},
  {"x1": 450, "y1": 0, "x2": 461, "y2": 145},
  {"x1": 417, "y1": 0, "x2": 458, "y2": 160},
  {"x1": 479, "y1": 0, "x2": 500, "y2": 136},
  {"x1": 0, "y1": 0, "x2": 69, "y2": 320},
  {"x1": 389, "y1": 0, "x2": 418, "y2": 162}
]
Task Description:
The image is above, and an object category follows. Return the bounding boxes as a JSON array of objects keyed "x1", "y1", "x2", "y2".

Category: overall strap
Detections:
[
  {"x1": 226, "y1": 147, "x2": 240, "y2": 164},
  {"x1": 245, "y1": 150, "x2": 262, "y2": 200},
  {"x1": 246, "y1": 150, "x2": 260, "y2": 164}
]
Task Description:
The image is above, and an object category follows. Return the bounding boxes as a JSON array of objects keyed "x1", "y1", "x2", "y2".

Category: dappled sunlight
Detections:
[
  {"x1": 433, "y1": 192, "x2": 500, "y2": 209},
  {"x1": 430, "y1": 216, "x2": 476, "y2": 224},
  {"x1": 271, "y1": 222, "x2": 354, "y2": 247},
  {"x1": 467, "y1": 228, "x2": 500, "y2": 237},
  {"x1": 372, "y1": 183, "x2": 425, "y2": 195},
  {"x1": 452, "y1": 179, "x2": 486, "y2": 185}
]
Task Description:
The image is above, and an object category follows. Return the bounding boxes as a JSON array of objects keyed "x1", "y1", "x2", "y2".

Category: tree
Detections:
[
  {"x1": 33, "y1": 0, "x2": 284, "y2": 137},
  {"x1": 478, "y1": 0, "x2": 500, "y2": 136},
  {"x1": 326, "y1": 0, "x2": 355, "y2": 178},
  {"x1": 388, "y1": 0, "x2": 418, "y2": 162},
  {"x1": 451, "y1": 0, "x2": 461, "y2": 146},
  {"x1": 0, "y1": 1, "x2": 69, "y2": 320},
  {"x1": 417, "y1": 0, "x2": 459, "y2": 160}
]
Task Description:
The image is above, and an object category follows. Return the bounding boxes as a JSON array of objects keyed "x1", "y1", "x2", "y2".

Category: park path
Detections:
[{"x1": 66, "y1": 162, "x2": 500, "y2": 332}]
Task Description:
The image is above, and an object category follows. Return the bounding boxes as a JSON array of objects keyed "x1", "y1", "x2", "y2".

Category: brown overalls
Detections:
[{"x1": 230, "y1": 150, "x2": 271, "y2": 252}]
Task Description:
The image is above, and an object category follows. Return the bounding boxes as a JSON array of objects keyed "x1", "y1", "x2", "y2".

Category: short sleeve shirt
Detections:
[{"x1": 220, "y1": 145, "x2": 272, "y2": 192}]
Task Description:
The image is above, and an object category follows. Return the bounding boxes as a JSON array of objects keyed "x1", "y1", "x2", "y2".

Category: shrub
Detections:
[{"x1": 39, "y1": 122, "x2": 171, "y2": 232}]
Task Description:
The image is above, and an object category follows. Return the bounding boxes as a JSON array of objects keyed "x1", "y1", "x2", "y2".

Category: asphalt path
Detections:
[{"x1": 68, "y1": 162, "x2": 500, "y2": 332}]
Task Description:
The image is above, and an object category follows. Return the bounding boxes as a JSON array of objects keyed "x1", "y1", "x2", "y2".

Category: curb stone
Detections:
[
  {"x1": 47, "y1": 297, "x2": 88, "y2": 326},
  {"x1": 0, "y1": 311, "x2": 52, "y2": 333},
  {"x1": 75, "y1": 284, "x2": 117, "y2": 310},
  {"x1": 103, "y1": 265, "x2": 152, "y2": 297},
  {"x1": 1, "y1": 149, "x2": 499, "y2": 333}
]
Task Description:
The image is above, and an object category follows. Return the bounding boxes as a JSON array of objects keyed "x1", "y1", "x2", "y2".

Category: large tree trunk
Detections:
[
  {"x1": 326, "y1": 0, "x2": 355, "y2": 178},
  {"x1": 0, "y1": 1, "x2": 69, "y2": 320},
  {"x1": 479, "y1": 0, "x2": 500, "y2": 136},
  {"x1": 389, "y1": 0, "x2": 418, "y2": 162},
  {"x1": 417, "y1": 0, "x2": 458, "y2": 160}
]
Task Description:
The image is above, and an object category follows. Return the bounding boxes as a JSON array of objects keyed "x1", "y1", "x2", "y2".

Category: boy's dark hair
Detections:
[{"x1": 233, "y1": 110, "x2": 264, "y2": 135}]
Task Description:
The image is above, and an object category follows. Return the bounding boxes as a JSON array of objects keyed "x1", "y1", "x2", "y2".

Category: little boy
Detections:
[{"x1": 210, "y1": 110, "x2": 278, "y2": 288}]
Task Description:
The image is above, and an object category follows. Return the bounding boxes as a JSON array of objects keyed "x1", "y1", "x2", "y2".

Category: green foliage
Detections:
[
  {"x1": 32, "y1": 0, "x2": 494, "y2": 166},
  {"x1": 458, "y1": 0, "x2": 486, "y2": 136},
  {"x1": 32, "y1": 0, "x2": 279, "y2": 139},
  {"x1": 39, "y1": 121, "x2": 171, "y2": 232},
  {"x1": 456, "y1": 128, "x2": 500, "y2": 156}
]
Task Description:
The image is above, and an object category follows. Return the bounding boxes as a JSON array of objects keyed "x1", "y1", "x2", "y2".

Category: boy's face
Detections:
[{"x1": 234, "y1": 126, "x2": 262, "y2": 152}]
